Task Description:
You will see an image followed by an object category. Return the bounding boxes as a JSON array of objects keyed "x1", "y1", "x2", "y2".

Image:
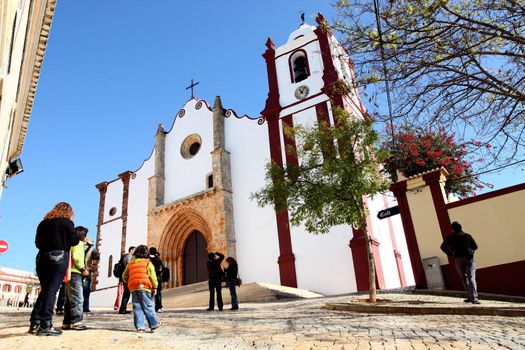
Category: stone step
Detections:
[{"x1": 161, "y1": 282, "x2": 323, "y2": 309}]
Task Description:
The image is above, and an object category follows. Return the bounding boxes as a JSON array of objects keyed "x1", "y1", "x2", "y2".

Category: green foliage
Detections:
[{"x1": 252, "y1": 108, "x2": 388, "y2": 234}]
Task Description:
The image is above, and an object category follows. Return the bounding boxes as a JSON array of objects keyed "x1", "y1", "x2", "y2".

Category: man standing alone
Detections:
[{"x1": 440, "y1": 221, "x2": 480, "y2": 304}]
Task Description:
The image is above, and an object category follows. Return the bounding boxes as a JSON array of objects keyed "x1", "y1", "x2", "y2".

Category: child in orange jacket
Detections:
[{"x1": 122, "y1": 245, "x2": 162, "y2": 332}]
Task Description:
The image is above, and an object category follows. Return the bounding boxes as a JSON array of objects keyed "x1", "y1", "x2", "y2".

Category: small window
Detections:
[
  {"x1": 15, "y1": 285, "x2": 22, "y2": 293},
  {"x1": 109, "y1": 207, "x2": 117, "y2": 216},
  {"x1": 290, "y1": 50, "x2": 310, "y2": 83},
  {"x1": 108, "y1": 255, "x2": 113, "y2": 278},
  {"x1": 207, "y1": 174, "x2": 214, "y2": 188},
  {"x1": 2, "y1": 284, "x2": 11, "y2": 292},
  {"x1": 181, "y1": 134, "x2": 202, "y2": 159}
]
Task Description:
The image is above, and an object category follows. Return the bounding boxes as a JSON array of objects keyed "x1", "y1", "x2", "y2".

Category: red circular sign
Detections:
[{"x1": 0, "y1": 240, "x2": 8, "y2": 253}]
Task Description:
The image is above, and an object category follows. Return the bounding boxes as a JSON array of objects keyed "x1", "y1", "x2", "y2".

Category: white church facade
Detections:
[{"x1": 91, "y1": 14, "x2": 414, "y2": 305}]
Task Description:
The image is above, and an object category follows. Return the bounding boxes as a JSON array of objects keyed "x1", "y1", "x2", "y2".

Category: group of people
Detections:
[
  {"x1": 206, "y1": 252, "x2": 240, "y2": 311},
  {"x1": 28, "y1": 202, "x2": 98, "y2": 336}
]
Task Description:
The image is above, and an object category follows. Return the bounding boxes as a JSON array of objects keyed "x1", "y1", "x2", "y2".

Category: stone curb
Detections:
[{"x1": 324, "y1": 303, "x2": 525, "y2": 317}]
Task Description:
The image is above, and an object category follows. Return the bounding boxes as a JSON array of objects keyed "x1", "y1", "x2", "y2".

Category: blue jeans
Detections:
[
  {"x1": 454, "y1": 257, "x2": 478, "y2": 301},
  {"x1": 226, "y1": 278, "x2": 238, "y2": 309},
  {"x1": 64, "y1": 272, "x2": 84, "y2": 325},
  {"x1": 131, "y1": 290, "x2": 159, "y2": 330},
  {"x1": 82, "y1": 275, "x2": 91, "y2": 312},
  {"x1": 30, "y1": 250, "x2": 69, "y2": 325}
]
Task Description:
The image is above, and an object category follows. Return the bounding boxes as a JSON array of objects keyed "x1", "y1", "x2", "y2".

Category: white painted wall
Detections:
[
  {"x1": 275, "y1": 34, "x2": 324, "y2": 109},
  {"x1": 96, "y1": 219, "x2": 123, "y2": 291},
  {"x1": 225, "y1": 114, "x2": 281, "y2": 286},
  {"x1": 103, "y1": 180, "x2": 123, "y2": 222},
  {"x1": 164, "y1": 100, "x2": 214, "y2": 203},
  {"x1": 126, "y1": 155, "x2": 154, "y2": 249}
]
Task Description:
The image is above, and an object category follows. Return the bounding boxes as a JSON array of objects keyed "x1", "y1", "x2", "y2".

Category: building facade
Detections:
[
  {"x1": 92, "y1": 14, "x2": 414, "y2": 306},
  {"x1": 0, "y1": 0, "x2": 56, "y2": 198},
  {"x1": 0, "y1": 266, "x2": 39, "y2": 307}
]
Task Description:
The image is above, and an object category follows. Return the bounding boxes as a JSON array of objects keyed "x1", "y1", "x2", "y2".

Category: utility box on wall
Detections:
[{"x1": 422, "y1": 256, "x2": 445, "y2": 290}]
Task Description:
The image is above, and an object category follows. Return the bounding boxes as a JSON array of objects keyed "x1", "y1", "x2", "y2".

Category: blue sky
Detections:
[{"x1": 0, "y1": 1, "x2": 522, "y2": 271}]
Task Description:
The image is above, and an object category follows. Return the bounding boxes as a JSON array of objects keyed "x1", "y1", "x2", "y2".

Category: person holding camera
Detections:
[{"x1": 206, "y1": 251, "x2": 224, "y2": 311}]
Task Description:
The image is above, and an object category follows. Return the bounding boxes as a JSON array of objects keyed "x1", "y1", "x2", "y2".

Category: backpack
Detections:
[
  {"x1": 113, "y1": 259, "x2": 125, "y2": 279},
  {"x1": 161, "y1": 266, "x2": 170, "y2": 282}
]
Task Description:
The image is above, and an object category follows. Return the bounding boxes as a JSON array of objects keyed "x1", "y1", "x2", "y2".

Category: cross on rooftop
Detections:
[{"x1": 185, "y1": 79, "x2": 200, "y2": 100}]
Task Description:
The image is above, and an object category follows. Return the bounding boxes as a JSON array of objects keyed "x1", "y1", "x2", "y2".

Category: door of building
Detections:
[{"x1": 183, "y1": 230, "x2": 208, "y2": 285}]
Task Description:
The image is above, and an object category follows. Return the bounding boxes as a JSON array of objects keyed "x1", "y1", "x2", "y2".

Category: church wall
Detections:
[
  {"x1": 366, "y1": 194, "x2": 404, "y2": 288},
  {"x1": 275, "y1": 39, "x2": 324, "y2": 108},
  {"x1": 225, "y1": 115, "x2": 281, "y2": 285},
  {"x1": 283, "y1": 106, "x2": 358, "y2": 295},
  {"x1": 390, "y1": 212, "x2": 416, "y2": 286},
  {"x1": 126, "y1": 156, "x2": 154, "y2": 249},
  {"x1": 164, "y1": 101, "x2": 214, "y2": 203},
  {"x1": 102, "y1": 180, "x2": 123, "y2": 222},
  {"x1": 96, "y1": 219, "x2": 123, "y2": 290}
]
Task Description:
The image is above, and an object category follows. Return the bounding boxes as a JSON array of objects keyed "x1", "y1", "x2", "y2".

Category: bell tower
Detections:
[{"x1": 260, "y1": 13, "x2": 368, "y2": 288}]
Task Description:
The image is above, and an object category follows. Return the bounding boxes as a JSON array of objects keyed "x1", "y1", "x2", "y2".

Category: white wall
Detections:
[
  {"x1": 126, "y1": 155, "x2": 154, "y2": 249},
  {"x1": 226, "y1": 114, "x2": 281, "y2": 286},
  {"x1": 275, "y1": 34, "x2": 324, "y2": 108},
  {"x1": 164, "y1": 100, "x2": 214, "y2": 203},
  {"x1": 96, "y1": 219, "x2": 123, "y2": 290},
  {"x1": 103, "y1": 180, "x2": 123, "y2": 222}
]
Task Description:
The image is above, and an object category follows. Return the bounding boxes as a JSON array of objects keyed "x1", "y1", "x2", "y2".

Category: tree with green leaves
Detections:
[
  {"x1": 333, "y1": 0, "x2": 525, "y2": 168},
  {"x1": 252, "y1": 108, "x2": 388, "y2": 302}
]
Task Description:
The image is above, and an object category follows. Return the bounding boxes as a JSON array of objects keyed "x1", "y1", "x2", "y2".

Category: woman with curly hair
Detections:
[{"x1": 29, "y1": 202, "x2": 79, "y2": 336}]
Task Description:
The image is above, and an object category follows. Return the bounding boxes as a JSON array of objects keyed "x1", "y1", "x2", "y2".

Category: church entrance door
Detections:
[{"x1": 183, "y1": 230, "x2": 208, "y2": 285}]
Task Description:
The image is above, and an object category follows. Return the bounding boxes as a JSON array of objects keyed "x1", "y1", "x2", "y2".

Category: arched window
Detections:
[
  {"x1": 289, "y1": 50, "x2": 310, "y2": 83},
  {"x1": 108, "y1": 255, "x2": 113, "y2": 277}
]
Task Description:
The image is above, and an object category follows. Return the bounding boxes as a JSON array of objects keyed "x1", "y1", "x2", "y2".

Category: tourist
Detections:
[
  {"x1": 29, "y1": 202, "x2": 79, "y2": 336},
  {"x1": 440, "y1": 221, "x2": 480, "y2": 304},
  {"x1": 224, "y1": 257, "x2": 239, "y2": 310},
  {"x1": 23, "y1": 292, "x2": 30, "y2": 307},
  {"x1": 206, "y1": 252, "x2": 224, "y2": 311},
  {"x1": 114, "y1": 246, "x2": 135, "y2": 314},
  {"x1": 149, "y1": 247, "x2": 164, "y2": 313},
  {"x1": 122, "y1": 245, "x2": 162, "y2": 332},
  {"x1": 62, "y1": 226, "x2": 90, "y2": 330},
  {"x1": 83, "y1": 235, "x2": 99, "y2": 315}
]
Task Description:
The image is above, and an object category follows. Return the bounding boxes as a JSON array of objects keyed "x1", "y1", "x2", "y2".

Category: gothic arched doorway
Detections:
[{"x1": 183, "y1": 230, "x2": 208, "y2": 285}]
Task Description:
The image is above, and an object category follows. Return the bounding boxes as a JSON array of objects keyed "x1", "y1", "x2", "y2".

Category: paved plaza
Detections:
[{"x1": 0, "y1": 293, "x2": 524, "y2": 350}]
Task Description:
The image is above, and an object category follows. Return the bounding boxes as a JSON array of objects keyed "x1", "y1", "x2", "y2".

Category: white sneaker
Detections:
[{"x1": 157, "y1": 309, "x2": 163, "y2": 313}]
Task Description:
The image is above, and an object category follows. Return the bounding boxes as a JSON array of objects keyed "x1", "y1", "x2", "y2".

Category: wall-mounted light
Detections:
[{"x1": 6, "y1": 158, "x2": 23, "y2": 177}]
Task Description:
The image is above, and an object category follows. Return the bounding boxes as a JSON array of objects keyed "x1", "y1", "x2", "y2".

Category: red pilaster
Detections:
[
  {"x1": 422, "y1": 170, "x2": 452, "y2": 241},
  {"x1": 281, "y1": 115, "x2": 298, "y2": 170},
  {"x1": 261, "y1": 38, "x2": 297, "y2": 288},
  {"x1": 349, "y1": 228, "x2": 384, "y2": 291},
  {"x1": 94, "y1": 181, "x2": 108, "y2": 291},
  {"x1": 118, "y1": 171, "x2": 133, "y2": 257},
  {"x1": 390, "y1": 181, "x2": 427, "y2": 288}
]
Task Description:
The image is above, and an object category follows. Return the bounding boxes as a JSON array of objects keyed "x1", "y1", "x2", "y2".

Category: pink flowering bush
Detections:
[{"x1": 381, "y1": 126, "x2": 484, "y2": 198}]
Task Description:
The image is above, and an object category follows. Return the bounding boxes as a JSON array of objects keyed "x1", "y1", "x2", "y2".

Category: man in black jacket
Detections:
[
  {"x1": 206, "y1": 252, "x2": 224, "y2": 311},
  {"x1": 440, "y1": 221, "x2": 480, "y2": 304}
]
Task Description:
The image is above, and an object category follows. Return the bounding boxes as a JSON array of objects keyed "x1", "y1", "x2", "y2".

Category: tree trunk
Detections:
[{"x1": 363, "y1": 226, "x2": 377, "y2": 302}]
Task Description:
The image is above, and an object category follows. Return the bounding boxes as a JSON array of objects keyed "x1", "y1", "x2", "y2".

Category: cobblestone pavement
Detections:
[{"x1": 0, "y1": 294, "x2": 524, "y2": 350}]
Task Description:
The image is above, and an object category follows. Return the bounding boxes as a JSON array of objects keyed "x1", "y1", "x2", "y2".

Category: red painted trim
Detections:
[
  {"x1": 447, "y1": 182, "x2": 525, "y2": 209},
  {"x1": 274, "y1": 38, "x2": 318, "y2": 59},
  {"x1": 281, "y1": 116, "x2": 298, "y2": 169},
  {"x1": 261, "y1": 38, "x2": 282, "y2": 119},
  {"x1": 267, "y1": 118, "x2": 297, "y2": 288},
  {"x1": 288, "y1": 49, "x2": 311, "y2": 83},
  {"x1": 390, "y1": 181, "x2": 427, "y2": 288},
  {"x1": 382, "y1": 194, "x2": 406, "y2": 287},
  {"x1": 363, "y1": 197, "x2": 386, "y2": 289},
  {"x1": 423, "y1": 171, "x2": 452, "y2": 241},
  {"x1": 314, "y1": 17, "x2": 339, "y2": 94},
  {"x1": 118, "y1": 171, "x2": 133, "y2": 257},
  {"x1": 349, "y1": 229, "x2": 384, "y2": 291},
  {"x1": 315, "y1": 101, "x2": 335, "y2": 154},
  {"x1": 442, "y1": 260, "x2": 525, "y2": 297},
  {"x1": 94, "y1": 181, "x2": 108, "y2": 291}
]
